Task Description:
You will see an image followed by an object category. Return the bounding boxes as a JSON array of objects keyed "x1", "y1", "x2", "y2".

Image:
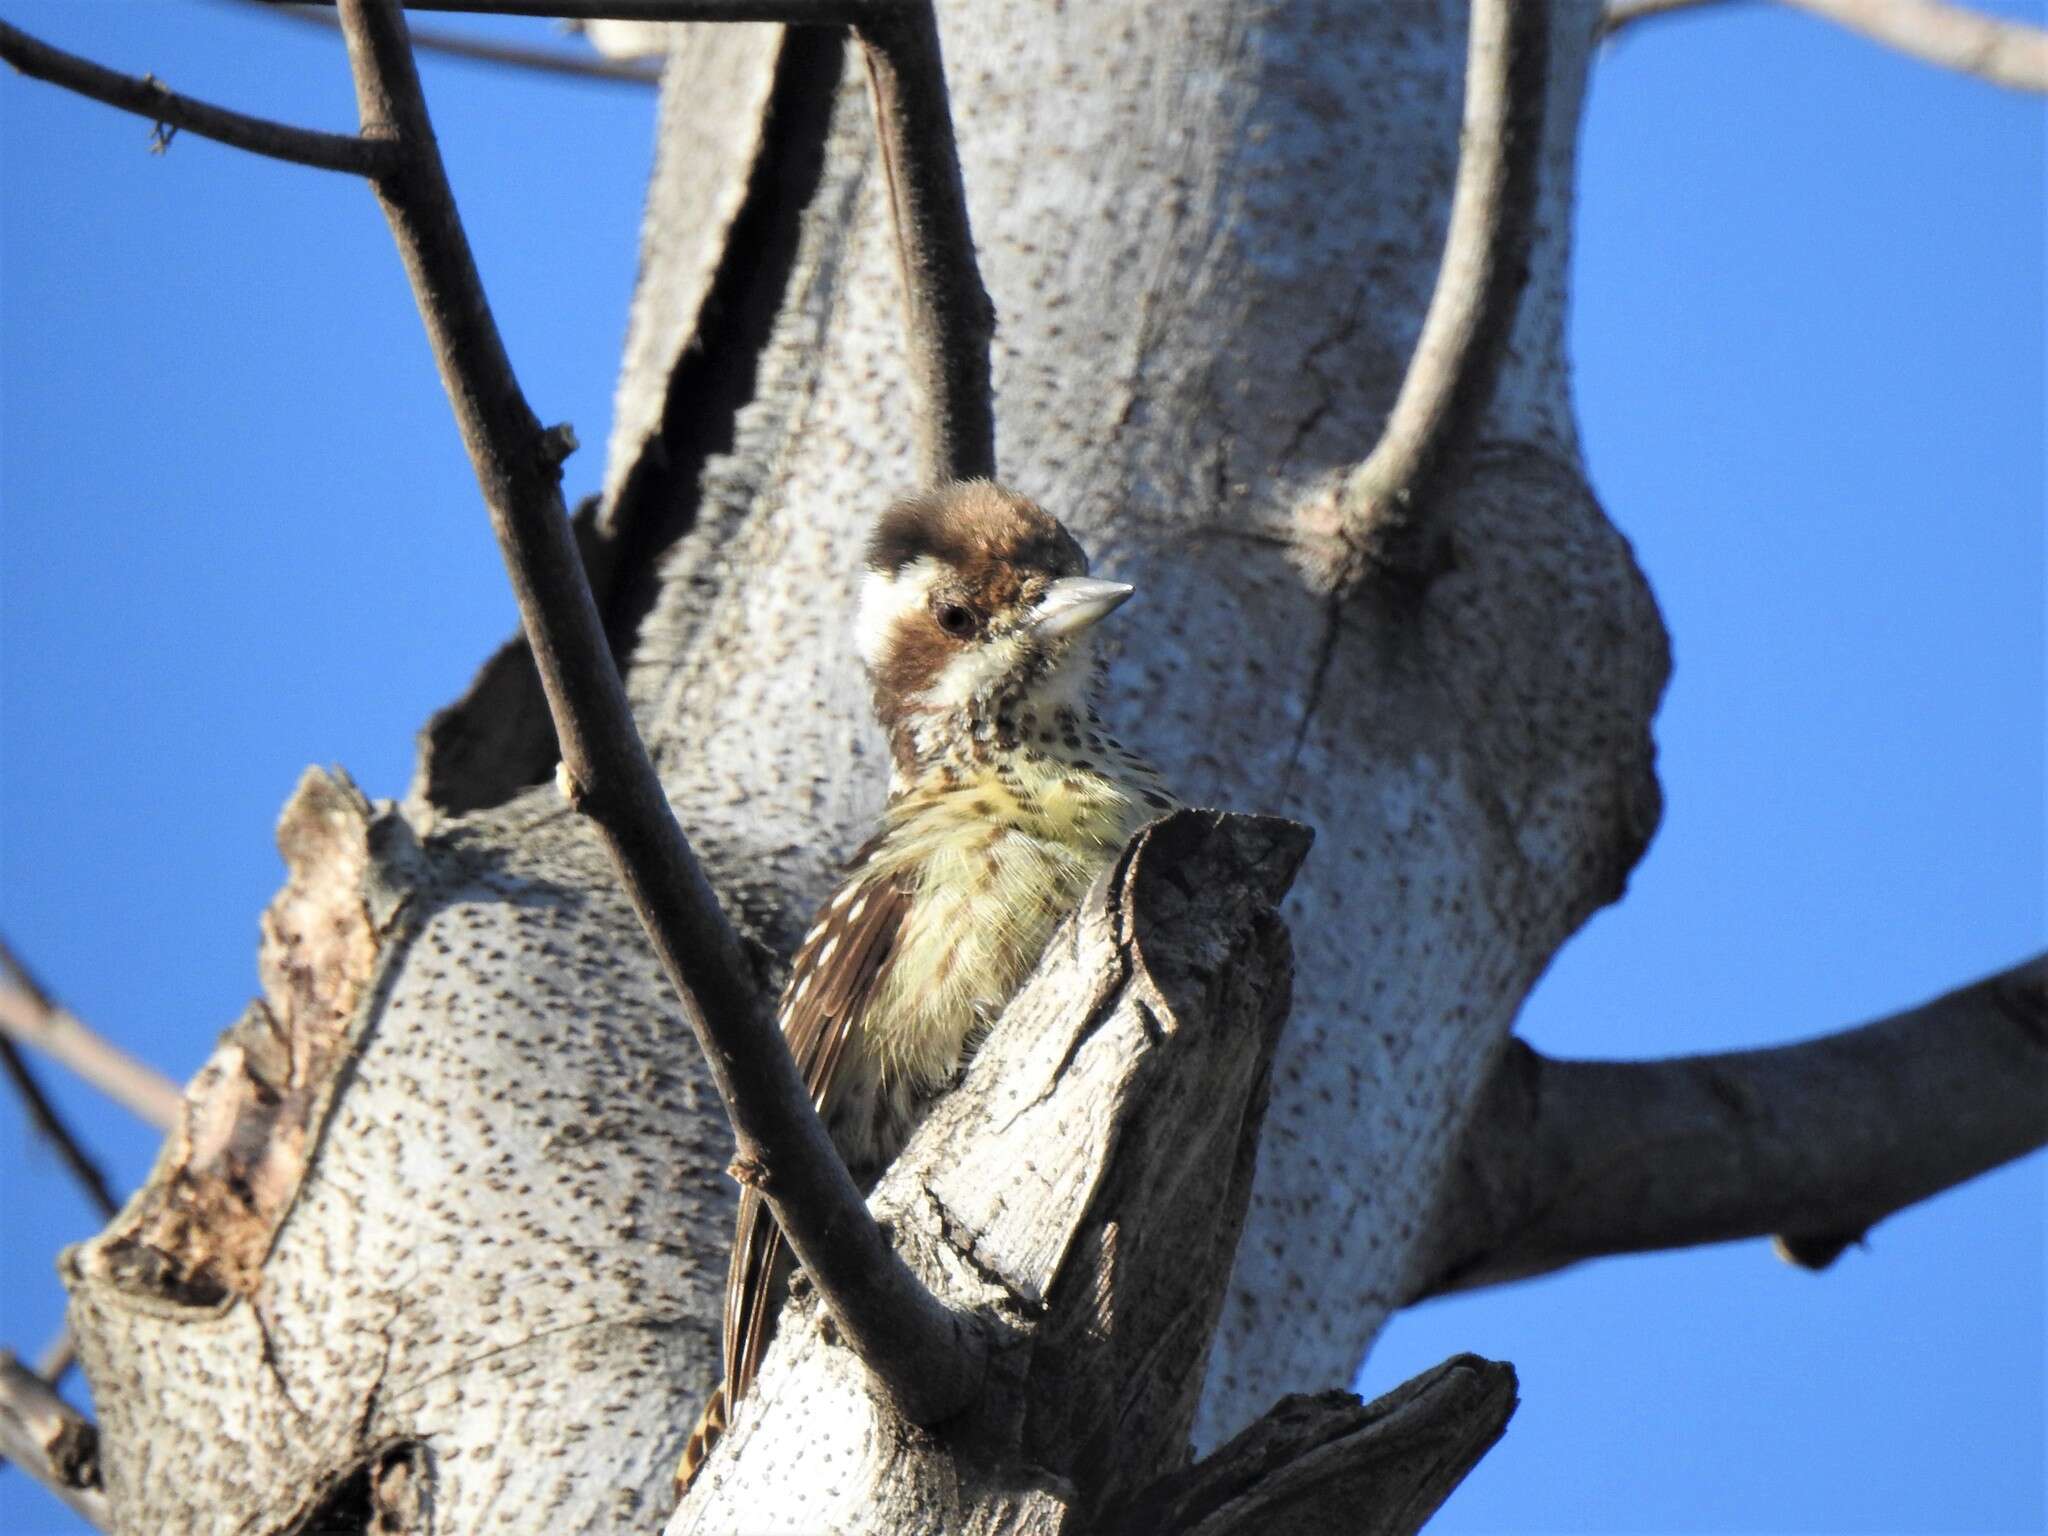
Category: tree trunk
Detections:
[{"x1": 62, "y1": 3, "x2": 1668, "y2": 1531}]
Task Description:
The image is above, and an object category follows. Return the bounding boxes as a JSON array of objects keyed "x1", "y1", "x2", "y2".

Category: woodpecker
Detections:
[{"x1": 676, "y1": 480, "x2": 1177, "y2": 1492}]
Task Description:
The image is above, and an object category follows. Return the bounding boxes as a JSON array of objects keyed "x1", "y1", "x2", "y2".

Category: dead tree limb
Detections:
[
  {"x1": 854, "y1": 4, "x2": 997, "y2": 480},
  {"x1": 332, "y1": 0, "x2": 979, "y2": 1424},
  {"x1": 1601, "y1": 0, "x2": 2048, "y2": 94},
  {"x1": 1418, "y1": 954, "x2": 2048, "y2": 1295},
  {"x1": 0, "y1": 1035, "x2": 118, "y2": 1221},
  {"x1": 0, "y1": 1353, "x2": 108, "y2": 1532},
  {"x1": 0, "y1": 19, "x2": 392, "y2": 174},
  {"x1": 1111, "y1": 1354, "x2": 1518, "y2": 1536},
  {"x1": 0, "y1": 938, "x2": 181, "y2": 1137},
  {"x1": 1309, "y1": 0, "x2": 1550, "y2": 582}
]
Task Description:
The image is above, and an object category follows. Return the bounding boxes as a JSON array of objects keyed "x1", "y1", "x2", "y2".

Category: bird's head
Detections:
[{"x1": 857, "y1": 480, "x2": 1133, "y2": 775}]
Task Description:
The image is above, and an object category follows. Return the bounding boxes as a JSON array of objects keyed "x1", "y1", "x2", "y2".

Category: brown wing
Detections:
[{"x1": 722, "y1": 839, "x2": 912, "y2": 1408}]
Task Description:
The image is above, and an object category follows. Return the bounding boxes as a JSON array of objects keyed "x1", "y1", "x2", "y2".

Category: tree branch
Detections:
[
  {"x1": 34, "y1": 1333, "x2": 77, "y2": 1389},
  {"x1": 1109, "y1": 1355, "x2": 1518, "y2": 1536},
  {"x1": 0, "y1": 1353, "x2": 108, "y2": 1532},
  {"x1": 0, "y1": 937, "x2": 181, "y2": 1136},
  {"x1": 0, "y1": 19, "x2": 393, "y2": 175},
  {"x1": 1319, "y1": 0, "x2": 1550, "y2": 582},
  {"x1": 1601, "y1": 0, "x2": 2048, "y2": 95},
  {"x1": 290, "y1": 0, "x2": 999, "y2": 481},
  {"x1": 855, "y1": 5, "x2": 997, "y2": 481},
  {"x1": 1418, "y1": 955, "x2": 2048, "y2": 1296},
  {"x1": 0, "y1": 1035, "x2": 118, "y2": 1220},
  {"x1": 331, "y1": 0, "x2": 980, "y2": 1426},
  {"x1": 243, "y1": 1, "x2": 664, "y2": 86}
]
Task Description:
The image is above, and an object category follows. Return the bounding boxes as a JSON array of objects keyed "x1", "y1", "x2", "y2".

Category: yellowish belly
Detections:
[{"x1": 858, "y1": 753, "x2": 1165, "y2": 1105}]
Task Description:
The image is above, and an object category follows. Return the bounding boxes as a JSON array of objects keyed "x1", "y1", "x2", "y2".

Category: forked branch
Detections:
[
  {"x1": 1419, "y1": 954, "x2": 2048, "y2": 1296},
  {"x1": 331, "y1": 0, "x2": 980, "y2": 1424}
]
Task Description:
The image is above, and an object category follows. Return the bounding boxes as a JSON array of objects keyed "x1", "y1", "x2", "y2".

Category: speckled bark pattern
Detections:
[
  {"x1": 63, "y1": 3, "x2": 1671, "y2": 1529},
  {"x1": 67, "y1": 782, "x2": 734, "y2": 1534},
  {"x1": 623, "y1": 0, "x2": 1664, "y2": 1455}
]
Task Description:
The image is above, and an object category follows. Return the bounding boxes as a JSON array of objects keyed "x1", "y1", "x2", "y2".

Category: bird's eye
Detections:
[{"x1": 935, "y1": 603, "x2": 976, "y2": 637}]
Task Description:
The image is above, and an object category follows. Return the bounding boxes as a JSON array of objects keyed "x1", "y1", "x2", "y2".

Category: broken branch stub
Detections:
[
  {"x1": 1110, "y1": 1354, "x2": 1518, "y2": 1536},
  {"x1": 672, "y1": 810, "x2": 1312, "y2": 1535}
]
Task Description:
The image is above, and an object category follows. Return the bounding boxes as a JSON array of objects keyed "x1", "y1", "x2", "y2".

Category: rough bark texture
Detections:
[
  {"x1": 674, "y1": 811, "x2": 1308, "y2": 1533},
  {"x1": 1419, "y1": 955, "x2": 2048, "y2": 1294},
  {"x1": 1113, "y1": 1355, "x2": 1518, "y2": 1536},
  {"x1": 596, "y1": 0, "x2": 1661, "y2": 1454},
  {"x1": 62, "y1": 4, "x2": 1674, "y2": 1531},
  {"x1": 68, "y1": 771, "x2": 728, "y2": 1534}
]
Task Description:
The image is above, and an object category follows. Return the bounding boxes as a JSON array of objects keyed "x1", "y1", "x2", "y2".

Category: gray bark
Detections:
[
  {"x1": 601, "y1": 0, "x2": 1662, "y2": 1457},
  {"x1": 1419, "y1": 956, "x2": 2048, "y2": 1294},
  {"x1": 63, "y1": 3, "x2": 1677, "y2": 1531}
]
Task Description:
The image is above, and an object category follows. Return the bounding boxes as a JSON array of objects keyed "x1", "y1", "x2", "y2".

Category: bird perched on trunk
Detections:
[{"x1": 676, "y1": 480, "x2": 1177, "y2": 1493}]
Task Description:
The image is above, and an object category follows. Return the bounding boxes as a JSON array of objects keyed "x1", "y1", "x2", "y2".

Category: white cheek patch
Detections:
[{"x1": 856, "y1": 557, "x2": 945, "y2": 671}]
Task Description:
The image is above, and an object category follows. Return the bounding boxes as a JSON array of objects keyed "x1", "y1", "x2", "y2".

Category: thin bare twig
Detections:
[
  {"x1": 1601, "y1": 0, "x2": 2048, "y2": 94},
  {"x1": 0, "y1": 939, "x2": 183, "y2": 1134},
  {"x1": 0, "y1": 1034, "x2": 118, "y2": 1218},
  {"x1": 1324, "y1": 0, "x2": 1550, "y2": 582},
  {"x1": 0, "y1": 1353, "x2": 108, "y2": 1532},
  {"x1": 331, "y1": 0, "x2": 981, "y2": 1425},
  {"x1": 856, "y1": 6, "x2": 997, "y2": 481},
  {"x1": 1419, "y1": 954, "x2": 2048, "y2": 1296},
  {"x1": 0, "y1": 19, "x2": 392, "y2": 176},
  {"x1": 238, "y1": 1, "x2": 664, "y2": 86},
  {"x1": 34, "y1": 1333, "x2": 77, "y2": 1390},
  {"x1": 0, "y1": 946, "x2": 118, "y2": 1504}
]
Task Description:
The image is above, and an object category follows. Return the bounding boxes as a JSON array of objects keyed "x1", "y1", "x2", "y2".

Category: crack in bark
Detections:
[
  {"x1": 602, "y1": 27, "x2": 848, "y2": 663},
  {"x1": 1277, "y1": 591, "x2": 1345, "y2": 805},
  {"x1": 1273, "y1": 301, "x2": 1368, "y2": 473},
  {"x1": 415, "y1": 28, "x2": 847, "y2": 814}
]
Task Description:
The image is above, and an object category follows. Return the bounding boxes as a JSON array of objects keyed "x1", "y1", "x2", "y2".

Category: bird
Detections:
[{"x1": 675, "y1": 479, "x2": 1178, "y2": 1493}]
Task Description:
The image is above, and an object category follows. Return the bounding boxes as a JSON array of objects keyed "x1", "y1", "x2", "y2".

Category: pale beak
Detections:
[{"x1": 1032, "y1": 576, "x2": 1135, "y2": 640}]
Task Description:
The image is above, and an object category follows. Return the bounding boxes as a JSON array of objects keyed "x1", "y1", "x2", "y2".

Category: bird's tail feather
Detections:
[{"x1": 673, "y1": 1381, "x2": 728, "y2": 1502}]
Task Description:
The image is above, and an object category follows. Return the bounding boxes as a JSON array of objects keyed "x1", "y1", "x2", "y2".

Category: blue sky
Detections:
[{"x1": 1, "y1": 4, "x2": 2041, "y2": 1533}]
